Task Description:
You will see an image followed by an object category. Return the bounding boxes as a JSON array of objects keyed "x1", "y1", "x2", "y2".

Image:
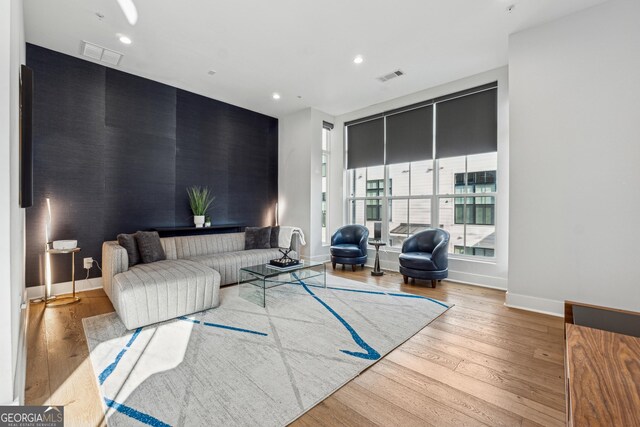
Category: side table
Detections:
[
  {"x1": 45, "y1": 245, "x2": 81, "y2": 307},
  {"x1": 369, "y1": 239, "x2": 386, "y2": 276}
]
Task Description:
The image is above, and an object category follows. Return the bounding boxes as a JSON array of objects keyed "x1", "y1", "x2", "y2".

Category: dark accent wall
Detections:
[{"x1": 25, "y1": 44, "x2": 278, "y2": 287}]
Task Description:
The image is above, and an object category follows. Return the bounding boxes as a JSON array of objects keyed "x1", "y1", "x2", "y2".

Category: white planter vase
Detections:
[{"x1": 194, "y1": 215, "x2": 205, "y2": 228}]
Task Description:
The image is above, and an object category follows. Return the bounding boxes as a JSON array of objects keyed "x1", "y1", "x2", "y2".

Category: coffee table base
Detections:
[{"x1": 239, "y1": 262, "x2": 326, "y2": 307}]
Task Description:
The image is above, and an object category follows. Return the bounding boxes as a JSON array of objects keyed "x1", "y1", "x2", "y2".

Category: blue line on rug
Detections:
[
  {"x1": 104, "y1": 397, "x2": 171, "y2": 427},
  {"x1": 326, "y1": 286, "x2": 386, "y2": 295},
  {"x1": 178, "y1": 316, "x2": 268, "y2": 336},
  {"x1": 98, "y1": 327, "x2": 142, "y2": 385},
  {"x1": 292, "y1": 273, "x2": 380, "y2": 360},
  {"x1": 298, "y1": 283, "x2": 450, "y2": 309}
]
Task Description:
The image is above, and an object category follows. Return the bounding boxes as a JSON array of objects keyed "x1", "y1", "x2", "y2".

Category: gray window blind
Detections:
[
  {"x1": 435, "y1": 88, "x2": 497, "y2": 159},
  {"x1": 346, "y1": 118, "x2": 384, "y2": 170},
  {"x1": 386, "y1": 105, "x2": 433, "y2": 165}
]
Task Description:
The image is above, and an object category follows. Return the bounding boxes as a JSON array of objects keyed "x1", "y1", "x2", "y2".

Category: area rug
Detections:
[{"x1": 83, "y1": 275, "x2": 450, "y2": 426}]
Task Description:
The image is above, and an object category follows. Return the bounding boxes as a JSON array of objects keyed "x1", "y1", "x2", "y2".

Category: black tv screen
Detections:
[{"x1": 20, "y1": 64, "x2": 33, "y2": 208}]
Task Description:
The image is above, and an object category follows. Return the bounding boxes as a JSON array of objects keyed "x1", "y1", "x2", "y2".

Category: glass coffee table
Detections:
[{"x1": 239, "y1": 260, "x2": 326, "y2": 307}]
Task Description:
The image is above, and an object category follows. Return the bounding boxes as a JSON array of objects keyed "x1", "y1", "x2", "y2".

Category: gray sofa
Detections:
[{"x1": 102, "y1": 232, "x2": 291, "y2": 329}]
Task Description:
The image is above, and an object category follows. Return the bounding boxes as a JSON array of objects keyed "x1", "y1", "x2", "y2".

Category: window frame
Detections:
[{"x1": 321, "y1": 126, "x2": 331, "y2": 245}]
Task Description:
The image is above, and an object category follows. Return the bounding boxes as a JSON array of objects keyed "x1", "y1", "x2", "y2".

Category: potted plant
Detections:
[
  {"x1": 204, "y1": 215, "x2": 211, "y2": 227},
  {"x1": 186, "y1": 186, "x2": 215, "y2": 228}
]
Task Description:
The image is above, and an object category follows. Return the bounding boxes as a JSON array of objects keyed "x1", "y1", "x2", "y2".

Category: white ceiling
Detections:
[{"x1": 24, "y1": 0, "x2": 607, "y2": 118}]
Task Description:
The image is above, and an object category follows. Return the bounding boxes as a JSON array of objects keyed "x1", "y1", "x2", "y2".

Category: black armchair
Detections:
[
  {"x1": 330, "y1": 225, "x2": 369, "y2": 271},
  {"x1": 399, "y1": 228, "x2": 449, "y2": 288}
]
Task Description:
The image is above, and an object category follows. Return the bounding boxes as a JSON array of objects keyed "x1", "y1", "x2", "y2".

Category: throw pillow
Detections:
[
  {"x1": 245, "y1": 226, "x2": 272, "y2": 250},
  {"x1": 117, "y1": 233, "x2": 141, "y2": 267},
  {"x1": 270, "y1": 226, "x2": 280, "y2": 248},
  {"x1": 134, "y1": 231, "x2": 166, "y2": 263}
]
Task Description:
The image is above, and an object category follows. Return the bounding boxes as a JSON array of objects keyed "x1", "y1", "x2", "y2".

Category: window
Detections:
[
  {"x1": 386, "y1": 160, "x2": 432, "y2": 248},
  {"x1": 438, "y1": 152, "x2": 497, "y2": 257},
  {"x1": 348, "y1": 165, "x2": 384, "y2": 238},
  {"x1": 366, "y1": 179, "x2": 385, "y2": 221},
  {"x1": 454, "y1": 245, "x2": 495, "y2": 257},
  {"x1": 345, "y1": 84, "x2": 498, "y2": 259},
  {"x1": 321, "y1": 123, "x2": 332, "y2": 244},
  {"x1": 454, "y1": 171, "x2": 496, "y2": 225}
]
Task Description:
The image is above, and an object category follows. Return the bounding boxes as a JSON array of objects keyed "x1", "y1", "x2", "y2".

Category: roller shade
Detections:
[
  {"x1": 435, "y1": 88, "x2": 497, "y2": 159},
  {"x1": 386, "y1": 105, "x2": 433, "y2": 165},
  {"x1": 346, "y1": 118, "x2": 384, "y2": 169}
]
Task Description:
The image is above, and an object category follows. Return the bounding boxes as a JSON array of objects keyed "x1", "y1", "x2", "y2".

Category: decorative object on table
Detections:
[
  {"x1": 399, "y1": 228, "x2": 449, "y2": 288},
  {"x1": 244, "y1": 226, "x2": 272, "y2": 250},
  {"x1": 374, "y1": 222, "x2": 382, "y2": 240},
  {"x1": 204, "y1": 215, "x2": 211, "y2": 227},
  {"x1": 84, "y1": 276, "x2": 450, "y2": 427},
  {"x1": 330, "y1": 224, "x2": 368, "y2": 271},
  {"x1": 269, "y1": 248, "x2": 300, "y2": 268},
  {"x1": 368, "y1": 239, "x2": 386, "y2": 276},
  {"x1": 52, "y1": 239, "x2": 77, "y2": 250},
  {"x1": 186, "y1": 186, "x2": 215, "y2": 228},
  {"x1": 45, "y1": 242, "x2": 81, "y2": 307}
]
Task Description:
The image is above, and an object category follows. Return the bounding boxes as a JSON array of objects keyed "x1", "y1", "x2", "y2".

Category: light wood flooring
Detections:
[{"x1": 25, "y1": 266, "x2": 565, "y2": 426}]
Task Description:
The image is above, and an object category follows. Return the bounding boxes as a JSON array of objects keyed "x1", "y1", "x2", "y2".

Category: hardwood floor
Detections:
[{"x1": 25, "y1": 266, "x2": 565, "y2": 426}]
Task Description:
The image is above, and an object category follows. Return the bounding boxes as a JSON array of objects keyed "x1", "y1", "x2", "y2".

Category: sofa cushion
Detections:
[
  {"x1": 188, "y1": 248, "x2": 293, "y2": 286},
  {"x1": 399, "y1": 251, "x2": 437, "y2": 271},
  {"x1": 245, "y1": 227, "x2": 272, "y2": 250},
  {"x1": 270, "y1": 226, "x2": 280, "y2": 248},
  {"x1": 112, "y1": 259, "x2": 220, "y2": 330},
  {"x1": 117, "y1": 233, "x2": 141, "y2": 267},
  {"x1": 330, "y1": 244, "x2": 362, "y2": 258},
  {"x1": 135, "y1": 231, "x2": 166, "y2": 263},
  {"x1": 174, "y1": 233, "x2": 244, "y2": 259}
]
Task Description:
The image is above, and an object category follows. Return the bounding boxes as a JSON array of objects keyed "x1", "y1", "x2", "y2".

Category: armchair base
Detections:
[
  {"x1": 331, "y1": 255, "x2": 367, "y2": 271},
  {"x1": 399, "y1": 265, "x2": 448, "y2": 288}
]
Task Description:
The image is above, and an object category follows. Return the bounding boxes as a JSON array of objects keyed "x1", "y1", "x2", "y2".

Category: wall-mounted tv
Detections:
[{"x1": 20, "y1": 64, "x2": 33, "y2": 208}]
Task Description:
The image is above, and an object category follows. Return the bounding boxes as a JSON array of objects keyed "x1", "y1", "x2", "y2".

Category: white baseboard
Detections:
[
  {"x1": 26, "y1": 277, "x2": 103, "y2": 301},
  {"x1": 504, "y1": 292, "x2": 563, "y2": 317},
  {"x1": 447, "y1": 270, "x2": 507, "y2": 290}
]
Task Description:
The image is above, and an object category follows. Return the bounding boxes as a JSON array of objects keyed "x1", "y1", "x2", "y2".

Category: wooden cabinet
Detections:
[{"x1": 564, "y1": 301, "x2": 640, "y2": 426}]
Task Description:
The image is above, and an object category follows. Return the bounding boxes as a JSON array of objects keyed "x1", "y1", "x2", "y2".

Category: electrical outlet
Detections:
[{"x1": 84, "y1": 257, "x2": 93, "y2": 269}]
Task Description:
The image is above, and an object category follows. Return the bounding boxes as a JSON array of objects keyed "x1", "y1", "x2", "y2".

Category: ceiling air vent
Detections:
[
  {"x1": 81, "y1": 41, "x2": 123, "y2": 66},
  {"x1": 377, "y1": 70, "x2": 405, "y2": 82}
]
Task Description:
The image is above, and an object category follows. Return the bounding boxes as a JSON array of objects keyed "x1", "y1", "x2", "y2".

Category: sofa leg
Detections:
[
  {"x1": 351, "y1": 265, "x2": 356, "y2": 272},
  {"x1": 342, "y1": 264, "x2": 345, "y2": 270},
  {"x1": 403, "y1": 275, "x2": 408, "y2": 284},
  {"x1": 361, "y1": 264, "x2": 365, "y2": 268},
  {"x1": 332, "y1": 262, "x2": 336, "y2": 269},
  {"x1": 431, "y1": 280, "x2": 437, "y2": 288}
]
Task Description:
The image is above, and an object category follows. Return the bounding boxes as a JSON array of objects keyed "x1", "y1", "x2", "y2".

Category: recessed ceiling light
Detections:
[
  {"x1": 119, "y1": 35, "x2": 132, "y2": 45},
  {"x1": 353, "y1": 55, "x2": 364, "y2": 64},
  {"x1": 272, "y1": 93, "x2": 281, "y2": 100}
]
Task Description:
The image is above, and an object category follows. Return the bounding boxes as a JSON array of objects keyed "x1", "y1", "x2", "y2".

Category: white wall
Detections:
[
  {"x1": 0, "y1": 0, "x2": 26, "y2": 405},
  {"x1": 279, "y1": 108, "x2": 336, "y2": 260},
  {"x1": 333, "y1": 67, "x2": 510, "y2": 289},
  {"x1": 279, "y1": 109, "x2": 312, "y2": 257},
  {"x1": 507, "y1": 0, "x2": 640, "y2": 315}
]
